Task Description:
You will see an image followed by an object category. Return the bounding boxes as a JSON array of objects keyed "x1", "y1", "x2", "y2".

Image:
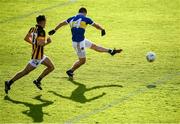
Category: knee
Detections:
[
  {"x1": 91, "y1": 44, "x2": 97, "y2": 50},
  {"x1": 79, "y1": 58, "x2": 86, "y2": 65},
  {"x1": 48, "y1": 65, "x2": 55, "y2": 72}
]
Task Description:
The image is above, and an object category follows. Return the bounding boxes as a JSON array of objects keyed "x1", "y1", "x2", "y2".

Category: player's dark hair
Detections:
[
  {"x1": 36, "y1": 15, "x2": 46, "y2": 23},
  {"x1": 78, "y1": 7, "x2": 87, "y2": 14}
]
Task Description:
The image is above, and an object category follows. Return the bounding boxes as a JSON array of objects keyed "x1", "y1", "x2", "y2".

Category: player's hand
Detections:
[
  {"x1": 101, "y1": 29, "x2": 106, "y2": 36},
  {"x1": 48, "y1": 30, "x2": 56, "y2": 35}
]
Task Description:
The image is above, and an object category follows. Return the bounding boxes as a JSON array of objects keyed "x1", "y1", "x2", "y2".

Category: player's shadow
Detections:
[
  {"x1": 49, "y1": 79, "x2": 123, "y2": 104},
  {"x1": 4, "y1": 95, "x2": 53, "y2": 122}
]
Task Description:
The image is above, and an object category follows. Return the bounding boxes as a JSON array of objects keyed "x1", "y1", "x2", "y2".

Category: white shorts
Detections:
[
  {"x1": 29, "y1": 55, "x2": 47, "y2": 67},
  {"x1": 72, "y1": 39, "x2": 93, "y2": 58}
]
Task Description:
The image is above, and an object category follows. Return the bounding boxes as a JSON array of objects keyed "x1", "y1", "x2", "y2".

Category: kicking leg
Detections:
[
  {"x1": 33, "y1": 57, "x2": 54, "y2": 90},
  {"x1": 5, "y1": 63, "x2": 36, "y2": 94},
  {"x1": 90, "y1": 44, "x2": 109, "y2": 52},
  {"x1": 90, "y1": 43, "x2": 123, "y2": 56}
]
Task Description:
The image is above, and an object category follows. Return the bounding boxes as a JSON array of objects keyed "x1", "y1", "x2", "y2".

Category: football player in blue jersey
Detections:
[{"x1": 49, "y1": 7, "x2": 122, "y2": 79}]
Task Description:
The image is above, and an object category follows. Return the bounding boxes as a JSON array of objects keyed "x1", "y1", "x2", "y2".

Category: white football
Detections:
[{"x1": 146, "y1": 52, "x2": 156, "y2": 62}]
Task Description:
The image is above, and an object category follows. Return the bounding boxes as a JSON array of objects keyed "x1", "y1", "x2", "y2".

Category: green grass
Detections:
[{"x1": 0, "y1": 0, "x2": 180, "y2": 123}]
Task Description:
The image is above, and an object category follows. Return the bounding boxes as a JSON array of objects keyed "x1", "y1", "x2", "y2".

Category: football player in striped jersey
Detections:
[{"x1": 5, "y1": 15, "x2": 54, "y2": 94}]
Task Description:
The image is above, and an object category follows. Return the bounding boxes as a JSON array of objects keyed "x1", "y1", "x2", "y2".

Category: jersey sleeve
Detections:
[
  {"x1": 66, "y1": 16, "x2": 74, "y2": 23},
  {"x1": 86, "y1": 17, "x2": 94, "y2": 25},
  {"x1": 28, "y1": 27, "x2": 35, "y2": 33}
]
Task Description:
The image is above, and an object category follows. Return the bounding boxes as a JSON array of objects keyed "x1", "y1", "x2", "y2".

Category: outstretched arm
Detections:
[
  {"x1": 55, "y1": 21, "x2": 68, "y2": 31},
  {"x1": 48, "y1": 21, "x2": 68, "y2": 35},
  {"x1": 92, "y1": 23, "x2": 106, "y2": 36},
  {"x1": 92, "y1": 23, "x2": 104, "y2": 30}
]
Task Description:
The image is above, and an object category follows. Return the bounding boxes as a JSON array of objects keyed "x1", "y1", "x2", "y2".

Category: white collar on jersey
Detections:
[{"x1": 77, "y1": 13, "x2": 86, "y2": 16}]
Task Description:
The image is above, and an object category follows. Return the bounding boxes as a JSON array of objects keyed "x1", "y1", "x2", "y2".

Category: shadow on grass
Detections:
[
  {"x1": 49, "y1": 79, "x2": 123, "y2": 104},
  {"x1": 4, "y1": 95, "x2": 53, "y2": 122},
  {"x1": 146, "y1": 84, "x2": 156, "y2": 88}
]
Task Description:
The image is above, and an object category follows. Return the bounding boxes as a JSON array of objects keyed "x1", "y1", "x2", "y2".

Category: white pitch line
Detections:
[
  {"x1": 0, "y1": 0, "x2": 77, "y2": 24},
  {"x1": 65, "y1": 72, "x2": 180, "y2": 124}
]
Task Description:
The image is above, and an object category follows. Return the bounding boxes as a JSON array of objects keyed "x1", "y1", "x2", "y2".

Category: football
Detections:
[{"x1": 146, "y1": 52, "x2": 156, "y2": 62}]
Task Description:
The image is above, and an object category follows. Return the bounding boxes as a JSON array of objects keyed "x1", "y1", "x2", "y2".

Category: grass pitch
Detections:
[{"x1": 0, "y1": 0, "x2": 180, "y2": 123}]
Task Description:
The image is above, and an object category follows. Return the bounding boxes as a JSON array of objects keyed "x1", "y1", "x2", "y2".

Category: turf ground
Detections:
[{"x1": 0, "y1": 0, "x2": 180, "y2": 123}]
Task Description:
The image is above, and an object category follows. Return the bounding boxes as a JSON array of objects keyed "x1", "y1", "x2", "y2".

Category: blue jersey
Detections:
[{"x1": 66, "y1": 14, "x2": 94, "y2": 42}]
